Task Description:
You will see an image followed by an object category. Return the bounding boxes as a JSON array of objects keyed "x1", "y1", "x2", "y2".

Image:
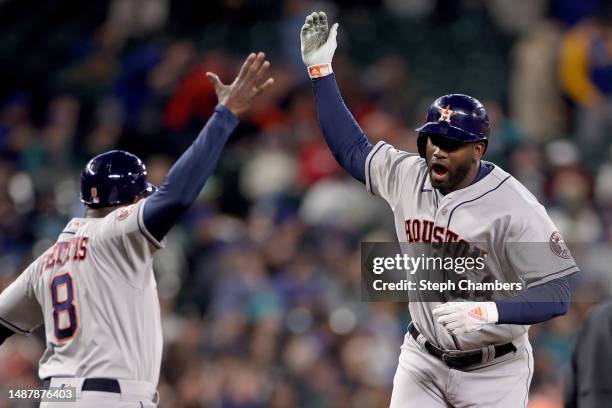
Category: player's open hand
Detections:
[
  {"x1": 301, "y1": 11, "x2": 338, "y2": 67},
  {"x1": 433, "y1": 301, "x2": 499, "y2": 335},
  {"x1": 206, "y1": 52, "x2": 274, "y2": 118}
]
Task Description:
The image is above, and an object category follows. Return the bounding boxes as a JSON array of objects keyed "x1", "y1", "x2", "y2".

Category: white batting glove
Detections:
[
  {"x1": 300, "y1": 11, "x2": 339, "y2": 78},
  {"x1": 433, "y1": 301, "x2": 499, "y2": 335}
]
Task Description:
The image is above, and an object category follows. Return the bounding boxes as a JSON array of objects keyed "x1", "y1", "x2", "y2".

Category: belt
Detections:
[
  {"x1": 42, "y1": 378, "x2": 121, "y2": 394},
  {"x1": 408, "y1": 322, "x2": 516, "y2": 369}
]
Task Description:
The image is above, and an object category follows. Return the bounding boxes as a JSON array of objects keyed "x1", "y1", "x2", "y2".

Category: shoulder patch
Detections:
[
  {"x1": 549, "y1": 231, "x2": 571, "y2": 259},
  {"x1": 116, "y1": 205, "x2": 135, "y2": 221}
]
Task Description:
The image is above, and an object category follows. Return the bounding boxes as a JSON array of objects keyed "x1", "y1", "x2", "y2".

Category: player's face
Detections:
[{"x1": 425, "y1": 135, "x2": 483, "y2": 194}]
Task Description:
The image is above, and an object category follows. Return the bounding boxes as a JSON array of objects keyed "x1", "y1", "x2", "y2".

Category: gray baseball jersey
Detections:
[
  {"x1": 365, "y1": 141, "x2": 578, "y2": 351},
  {"x1": 0, "y1": 199, "x2": 164, "y2": 385}
]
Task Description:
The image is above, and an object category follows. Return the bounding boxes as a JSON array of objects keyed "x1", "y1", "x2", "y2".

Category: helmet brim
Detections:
[
  {"x1": 415, "y1": 122, "x2": 486, "y2": 143},
  {"x1": 81, "y1": 183, "x2": 157, "y2": 208},
  {"x1": 415, "y1": 123, "x2": 488, "y2": 158}
]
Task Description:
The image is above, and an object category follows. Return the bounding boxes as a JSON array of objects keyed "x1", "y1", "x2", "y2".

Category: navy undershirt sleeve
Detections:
[
  {"x1": 495, "y1": 277, "x2": 570, "y2": 325},
  {"x1": 142, "y1": 104, "x2": 239, "y2": 241},
  {"x1": 312, "y1": 74, "x2": 373, "y2": 183}
]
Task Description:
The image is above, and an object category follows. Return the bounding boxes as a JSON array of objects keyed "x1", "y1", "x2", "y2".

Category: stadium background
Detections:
[{"x1": 0, "y1": 0, "x2": 611, "y2": 406}]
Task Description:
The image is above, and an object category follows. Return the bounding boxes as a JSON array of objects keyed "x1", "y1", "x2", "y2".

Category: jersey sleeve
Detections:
[
  {"x1": 0, "y1": 264, "x2": 43, "y2": 335},
  {"x1": 96, "y1": 199, "x2": 165, "y2": 283},
  {"x1": 365, "y1": 141, "x2": 419, "y2": 209},
  {"x1": 103, "y1": 198, "x2": 165, "y2": 249},
  {"x1": 505, "y1": 204, "x2": 579, "y2": 289}
]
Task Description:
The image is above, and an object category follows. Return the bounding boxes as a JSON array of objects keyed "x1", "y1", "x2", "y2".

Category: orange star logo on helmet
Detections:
[{"x1": 437, "y1": 105, "x2": 456, "y2": 124}]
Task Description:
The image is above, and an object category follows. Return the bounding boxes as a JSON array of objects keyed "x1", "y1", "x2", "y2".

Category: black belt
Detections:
[
  {"x1": 408, "y1": 322, "x2": 516, "y2": 369},
  {"x1": 42, "y1": 378, "x2": 121, "y2": 394}
]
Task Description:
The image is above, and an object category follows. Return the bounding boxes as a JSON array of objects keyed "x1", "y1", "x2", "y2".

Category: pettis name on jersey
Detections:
[{"x1": 40, "y1": 237, "x2": 89, "y2": 275}]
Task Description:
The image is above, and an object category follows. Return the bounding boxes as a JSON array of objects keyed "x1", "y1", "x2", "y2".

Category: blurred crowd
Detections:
[{"x1": 1, "y1": 0, "x2": 612, "y2": 407}]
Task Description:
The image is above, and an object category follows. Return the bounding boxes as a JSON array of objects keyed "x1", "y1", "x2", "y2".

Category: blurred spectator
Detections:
[
  {"x1": 511, "y1": 21, "x2": 566, "y2": 142},
  {"x1": 559, "y1": 14, "x2": 612, "y2": 162},
  {"x1": 107, "y1": 0, "x2": 169, "y2": 39},
  {"x1": 487, "y1": 0, "x2": 548, "y2": 35}
]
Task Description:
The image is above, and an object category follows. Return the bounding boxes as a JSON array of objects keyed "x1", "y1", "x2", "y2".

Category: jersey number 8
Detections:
[{"x1": 50, "y1": 273, "x2": 78, "y2": 341}]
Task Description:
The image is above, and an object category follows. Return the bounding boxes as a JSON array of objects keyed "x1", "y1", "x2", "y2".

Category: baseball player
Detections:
[
  {"x1": 0, "y1": 52, "x2": 273, "y2": 407},
  {"x1": 301, "y1": 11, "x2": 578, "y2": 407}
]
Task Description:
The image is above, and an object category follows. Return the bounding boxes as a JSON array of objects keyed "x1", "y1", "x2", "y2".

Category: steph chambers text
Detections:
[{"x1": 372, "y1": 279, "x2": 523, "y2": 292}]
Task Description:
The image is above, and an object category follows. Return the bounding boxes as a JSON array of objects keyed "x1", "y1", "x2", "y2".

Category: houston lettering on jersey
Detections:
[
  {"x1": 404, "y1": 218, "x2": 462, "y2": 243},
  {"x1": 403, "y1": 218, "x2": 487, "y2": 258},
  {"x1": 41, "y1": 237, "x2": 89, "y2": 274}
]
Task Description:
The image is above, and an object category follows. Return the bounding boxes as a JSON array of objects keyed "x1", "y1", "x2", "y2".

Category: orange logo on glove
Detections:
[{"x1": 468, "y1": 307, "x2": 484, "y2": 321}]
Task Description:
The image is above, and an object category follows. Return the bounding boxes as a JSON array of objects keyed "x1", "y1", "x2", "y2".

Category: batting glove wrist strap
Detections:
[
  {"x1": 307, "y1": 63, "x2": 333, "y2": 79},
  {"x1": 488, "y1": 301, "x2": 499, "y2": 324}
]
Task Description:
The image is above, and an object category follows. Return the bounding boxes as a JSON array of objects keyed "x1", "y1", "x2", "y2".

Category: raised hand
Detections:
[
  {"x1": 206, "y1": 52, "x2": 274, "y2": 117},
  {"x1": 300, "y1": 11, "x2": 339, "y2": 68}
]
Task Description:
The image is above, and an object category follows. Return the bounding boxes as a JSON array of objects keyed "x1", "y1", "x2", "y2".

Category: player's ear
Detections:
[{"x1": 473, "y1": 142, "x2": 485, "y2": 160}]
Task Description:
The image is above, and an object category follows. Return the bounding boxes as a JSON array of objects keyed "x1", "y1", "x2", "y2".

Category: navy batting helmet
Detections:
[
  {"x1": 80, "y1": 150, "x2": 156, "y2": 208},
  {"x1": 415, "y1": 94, "x2": 490, "y2": 158}
]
